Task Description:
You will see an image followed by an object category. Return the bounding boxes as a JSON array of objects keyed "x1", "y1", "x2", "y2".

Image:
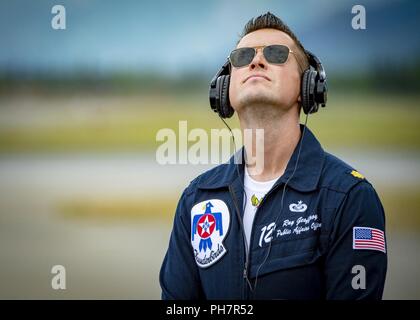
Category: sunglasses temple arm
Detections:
[{"x1": 290, "y1": 51, "x2": 305, "y2": 74}]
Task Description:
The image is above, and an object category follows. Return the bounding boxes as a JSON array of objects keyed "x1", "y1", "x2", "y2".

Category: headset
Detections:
[
  {"x1": 209, "y1": 50, "x2": 327, "y2": 117},
  {"x1": 208, "y1": 50, "x2": 328, "y2": 294}
]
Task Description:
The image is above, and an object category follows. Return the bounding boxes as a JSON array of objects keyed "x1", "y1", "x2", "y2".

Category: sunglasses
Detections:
[{"x1": 228, "y1": 44, "x2": 302, "y2": 71}]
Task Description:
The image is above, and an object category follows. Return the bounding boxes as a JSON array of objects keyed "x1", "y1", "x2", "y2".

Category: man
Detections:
[{"x1": 160, "y1": 12, "x2": 387, "y2": 299}]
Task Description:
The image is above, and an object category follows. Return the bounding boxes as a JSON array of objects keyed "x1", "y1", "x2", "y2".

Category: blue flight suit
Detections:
[{"x1": 160, "y1": 124, "x2": 387, "y2": 299}]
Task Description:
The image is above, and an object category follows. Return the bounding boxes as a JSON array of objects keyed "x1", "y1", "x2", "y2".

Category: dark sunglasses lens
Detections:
[
  {"x1": 263, "y1": 45, "x2": 289, "y2": 64},
  {"x1": 230, "y1": 48, "x2": 255, "y2": 67}
]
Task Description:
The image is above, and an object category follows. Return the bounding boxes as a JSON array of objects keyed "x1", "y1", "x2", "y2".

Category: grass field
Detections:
[{"x1": 0, "y1": 92, "x2": 419, "y2": 152}]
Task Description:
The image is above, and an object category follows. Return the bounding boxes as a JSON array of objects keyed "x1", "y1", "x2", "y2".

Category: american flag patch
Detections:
[{"x1": 353, "y1": 227, "x2": 386, "y2": 253}]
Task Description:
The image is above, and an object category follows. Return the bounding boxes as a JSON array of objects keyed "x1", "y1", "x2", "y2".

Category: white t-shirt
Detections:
[{"x1": 243, "y1": 166, "x2": 280, "y2": 252}]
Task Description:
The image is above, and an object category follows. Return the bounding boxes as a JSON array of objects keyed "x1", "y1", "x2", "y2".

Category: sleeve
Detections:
[
  {"x1": 324, "y1": 181, "x2": 388, "y2": 300},
  {"x1": 159, "y1": 188, "x2": 204, "y2": 300}
]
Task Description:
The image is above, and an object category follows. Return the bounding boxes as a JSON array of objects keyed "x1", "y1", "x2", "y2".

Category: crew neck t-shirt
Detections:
[{"x1": 243, "y1": 166, "x2": 281, "y2": 251}]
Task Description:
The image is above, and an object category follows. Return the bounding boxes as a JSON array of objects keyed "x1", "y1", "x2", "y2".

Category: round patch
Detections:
[{"x1": 196, "y1": 214, "x2": 216, "y2": 239}]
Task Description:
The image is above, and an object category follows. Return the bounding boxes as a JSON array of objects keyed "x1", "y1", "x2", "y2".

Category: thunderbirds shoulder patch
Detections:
[{"x1": 191, "y1": 199, "x2": 230, "y2": 268}]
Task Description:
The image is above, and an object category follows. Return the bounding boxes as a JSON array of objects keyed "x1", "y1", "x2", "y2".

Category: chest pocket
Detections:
[
  {"x1": 249, "y1": 237, "x2": 324, "y2": 279},
  {"x1": 249, "y1": 210, "x2": 332, "y2": 279}
]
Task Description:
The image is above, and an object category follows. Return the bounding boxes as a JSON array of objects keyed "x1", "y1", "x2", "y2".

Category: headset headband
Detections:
[{"x1": 210, "y1": 60, "x2": 230, "y2": 86}]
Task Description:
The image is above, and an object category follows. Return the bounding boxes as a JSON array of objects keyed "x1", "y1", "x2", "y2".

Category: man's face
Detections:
[{"x1": 229, "y1": 28, "x2": 302, "y2": 113}]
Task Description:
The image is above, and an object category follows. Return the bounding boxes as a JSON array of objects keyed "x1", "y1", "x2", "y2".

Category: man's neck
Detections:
[{"x1": 238, "y1": 104, "x2": 301, "y2": 182}]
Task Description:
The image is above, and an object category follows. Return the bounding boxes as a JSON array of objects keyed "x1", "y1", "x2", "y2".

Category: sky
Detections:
[{"x1": 0, "y1": 0, "x2": 418, "y2": 77}]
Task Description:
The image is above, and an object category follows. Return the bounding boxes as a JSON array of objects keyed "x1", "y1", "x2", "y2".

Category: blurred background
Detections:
[{"x1": 0, "y1": 0, "x2": 419, "y2": 299}]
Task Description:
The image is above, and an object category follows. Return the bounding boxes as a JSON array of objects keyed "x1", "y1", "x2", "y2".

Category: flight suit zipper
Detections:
[
  {"x1": 230, "y1": 174, "x2": 286, "y2": 299},
  {"x1": 228, "y1": 185, "x2": 248, "y2": 299}
]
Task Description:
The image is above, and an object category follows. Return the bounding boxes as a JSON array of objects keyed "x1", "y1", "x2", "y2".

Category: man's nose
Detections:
[{"x1": 249, "y1": 48, "x2": 267, "y2": 70}]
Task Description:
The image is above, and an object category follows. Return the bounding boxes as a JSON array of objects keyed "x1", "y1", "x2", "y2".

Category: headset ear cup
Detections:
[
  {"x1": 301, "y1": 70, "x2": 317, "y2": 114},
  {"x1": 301, "y1": 70, "x2": 310, "y2": 114},
  {"x1": 219, "y1": 75, "x2": 234, "y2": 118},
  {"x1": 214, "y1": 76, "x2": 223, "y2": 115}
]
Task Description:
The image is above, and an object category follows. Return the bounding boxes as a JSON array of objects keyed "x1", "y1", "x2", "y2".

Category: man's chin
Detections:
[{"x1": 237, "y1": 93, "x2": 280, "y2": 109}]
